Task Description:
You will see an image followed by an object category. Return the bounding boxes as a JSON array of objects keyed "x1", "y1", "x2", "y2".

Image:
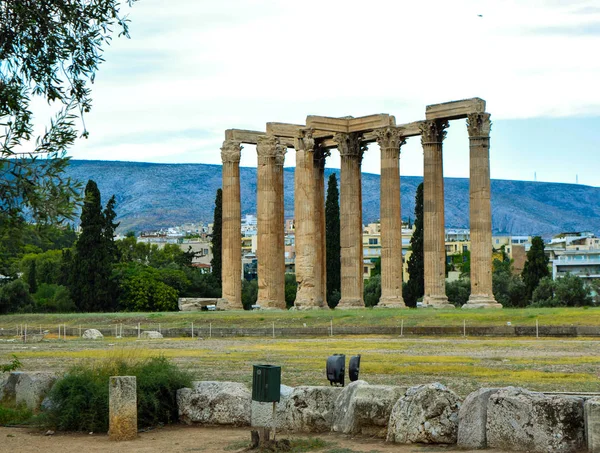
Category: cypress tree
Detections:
[
  {"x1": 522, "y1": 236, "x2": 550, "y2": 301},
  {"x1": 71, "y1": 180, "x2": 113, "y2": 312},
  {"x1": 103, "y1": 195, "x2": 120, "y2": 262},
  {"x1": 28, "y1": 260, "x2": 37, "y2": 294},
  {"x1": 325, "y1": 173, "x2": 341, "y2": 308},
  {"x1": 210, "y1": 188, "x2": 223, "y2": 286},
  {"x1": 405, "y1": 183, "x2": 424, "y2": 308}
]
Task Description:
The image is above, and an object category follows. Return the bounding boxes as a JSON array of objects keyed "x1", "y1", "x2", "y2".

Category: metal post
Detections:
[
  {"x1": 330, "y1": 319, "x2": 333, "y2": 337},
  {"x1": 137, "y1": 322, "x2": 140, "y2": 339},
  {"x1": 191, "y1": 322, "x2": 194, "y2": 339},
  {"x1": 400, "y1": 319, "x2": 404, "y2": 337},
  {"x1": 24, "y1": 324, "x2": 27, "y2": 343},
  {"x1": 58, "y1": 324, "x2": 61, "y2": 341},
  {"x1": 536, "y1": 319, "x2": 539, "y2": 338},
  {"x1": 79, "y1": 325, "x2": 82, "y2": 337},
  {"x1": 272, "y1": 401, "x2": 277, "y2": 441},
  {"x1": 463, "y1": 319, "x2": 466, "y2": 337},
  {"x1": 209, "y1": 322, "x2": 212, "y2": 338},
  {"x1": 272, "y1": 321, "x2": 275, "y2": 339}
]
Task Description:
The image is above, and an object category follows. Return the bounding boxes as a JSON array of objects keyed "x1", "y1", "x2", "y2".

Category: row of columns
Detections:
[{"x1": 219, "y1": 113, "x2": 499, "y2": 310}]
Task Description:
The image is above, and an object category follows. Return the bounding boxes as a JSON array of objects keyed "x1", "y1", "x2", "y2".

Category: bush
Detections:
[
  {"x1": 363, "y1": 274, "x2": 381, "y2": 307},
  {"x1": 554, "y1": 273, "x2": 591, "y2": 307},
  {"x1": 531, "y1": 277, "x2": 558, "y2": 307},
  {"x1": 33, "y1": 284, "x2": 76, "y2": 312},
  {"x1": 241, "y1": 279, "x2": 258, "y2": 310},
  {"x1": 446, "y1": 279, "x2": 471, "y2": 307},
  {"x1": 0, "y1": 279, "x2": 34, "y2": 313},
  {"x1": 285, "y1": 273, "x2": 297, "y2": 308},
  {"x1": 44, "y1": 355, "x2": 192, "y2": 432}
]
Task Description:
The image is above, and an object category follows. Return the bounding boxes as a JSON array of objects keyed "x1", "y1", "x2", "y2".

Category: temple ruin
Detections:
[{"x1": 219, "y1": 98, "x2": 501, "y2": 310}]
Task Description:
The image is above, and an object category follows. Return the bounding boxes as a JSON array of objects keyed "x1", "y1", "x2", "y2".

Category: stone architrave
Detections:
[
  {"x1": 463, "y1": 113, "x2": 502, "y2": 309},
  {"x1": 335, "y1": 132, "x2": 365, "y2": 308},
  {"x1": 256, "y1": 135, "x2": 286, "y2": 309},
  {"x1": 220, "y1": 140, "x2": 243, "y2": 309},
  {"x1": 314, "y1": 146, "x2": 329, "y2": 305},
  {"x1": 375, "y1": 127, "x2": 407, "y2": 308},
  {"x1": 109, "y1": 376, "x2": 137, "y2": 441},
  {"x1": 420, "y1": 120, "x2": 453, "y2": 308},
  {"x1": 294, "y1": 129, "x2": 323, "y2": 309}
]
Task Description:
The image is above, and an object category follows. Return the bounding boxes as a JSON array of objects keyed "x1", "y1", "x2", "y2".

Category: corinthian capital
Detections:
[
  {"x1": 334, "y1": 132, "x2": 365, "y2": 160},
  {"x1": 375, "y1": 127, "x2": 406, "y2": 150},
  {"x1": 257, "y1": 135, "x2": 286, "y2": 165},
  {"x1": 221, "y1": 140, "x2": 242, "y2": 163},
  {"x1": 295, "y1": 128, "x2": 315, "y2": 152},
  {"x1": 420, "y1": 120, "x2": 449, "y2": 145},
  {"x1": 467, "y1": 113, "x2": 492, "y2": 137}
]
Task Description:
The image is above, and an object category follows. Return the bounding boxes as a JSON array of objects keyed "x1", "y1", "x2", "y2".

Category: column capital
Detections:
[
  {"x1": 375, "y1": 127, "x2": 406, "y2": 151},
  {"x1": 295, "y1": 128, "x2": 315, "y2": 152},
  {"x1": 221, "y1": 140, "x2": 242, "y2": 163},
  {"x1": 467, "y1": 113, "x2": 492, "y2": 138},
  {"x1": 334, "y1": 132, "x2": 366, "y2": 160},
  {"x1": 257, "y1": 135, "x2": 286, "y2": 166},
  {"x1": 420, "y1": 119, "x2": 449, "y2": 145}
]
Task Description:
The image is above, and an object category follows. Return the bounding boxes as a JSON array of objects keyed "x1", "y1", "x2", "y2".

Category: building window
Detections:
[
  {"x1": 364, "y1": 267, "x2": 369, "y2": 274},
  {"x1": 369, "y1": 238, "x2": 378, "y2": 245},
  {"x1": 463, "y1": 245, "x2": 468, "y2": 253}
]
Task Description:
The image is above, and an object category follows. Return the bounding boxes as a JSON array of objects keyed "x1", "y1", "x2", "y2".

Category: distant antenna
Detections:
[
  {"x1": 534, "y1": 172, "x2": 537, "y2": 182},
  {"x1": 576, "y1": 174, "x2": 579, "y2": 184}
]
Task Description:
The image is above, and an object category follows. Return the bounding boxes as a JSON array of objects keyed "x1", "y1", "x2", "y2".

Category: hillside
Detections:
[{"x1": 64, "y1": 160, "x2": 600, "y2": 237}]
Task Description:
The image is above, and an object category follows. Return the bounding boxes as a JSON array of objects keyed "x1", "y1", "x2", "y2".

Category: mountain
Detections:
[{"x1": 64, "y1": 160, "x2": 600, "y2": 237}]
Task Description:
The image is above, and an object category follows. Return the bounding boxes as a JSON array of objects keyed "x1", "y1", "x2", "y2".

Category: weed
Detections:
[{"x1": 0, "y1": 404, "x2": 33, "y2": 425}]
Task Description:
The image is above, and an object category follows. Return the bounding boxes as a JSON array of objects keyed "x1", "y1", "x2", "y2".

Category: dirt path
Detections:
[{"x1": 0, "y1": 425, "x2": 508, "y2": 453}]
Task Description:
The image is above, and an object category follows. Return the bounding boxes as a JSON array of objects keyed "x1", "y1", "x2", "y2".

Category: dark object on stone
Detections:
[
  {"x1": 349, "y1": 355, "x2": 361, "y2": 382},
  {"x1": 326, "y1": 354, "x2": 345, "y2": 387}
]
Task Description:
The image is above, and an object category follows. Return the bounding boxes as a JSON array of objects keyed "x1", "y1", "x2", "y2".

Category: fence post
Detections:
[
  {"x1": 209, "y1": 322, "x2": 212, "y2": 338},
  {"x1": 330, "y1": 319, "x2": 333, "y2": 337},
  {"x1": 536, "y1": 319, "x2": 539, "y2": 338},
  {"x1": 400, "y1": 319, "x2": 404, "y2": 337},
  {"x1": 272, "y1": 321, "x2": 275, "y2": 339},
  {"x1": 58, "y1": 324, "x2": 61, "y2": 341},
  {"x1": 191, "y1": 322, "x2": 194, "y2": 339},
  {"x1": 137, "y1": 322, "x2": 140, "y2": 339},
  {"x1": 463, "y1": 319, "x2": 466, "y2": 337}
]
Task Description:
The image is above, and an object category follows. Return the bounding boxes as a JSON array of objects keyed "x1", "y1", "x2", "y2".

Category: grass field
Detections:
[
  {"x1": 3, "y1": 306, "x2": 600, "y2": 331},
  {"x1": 2, "y1": 334, "x2": 600, "y2": 397}
]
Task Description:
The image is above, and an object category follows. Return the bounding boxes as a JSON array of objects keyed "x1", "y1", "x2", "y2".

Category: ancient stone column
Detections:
[
  {"x1": 294, "y1": 129, "x2": 323, "y2": 309},
  {"x1": 421, "y1": 120, "x2": 453, "y2": 308},
  {"x1": 376, "y1": 127, "x2": 407, "y2": 308},
  {"x1": 335, "y1": 133, "x2": 365, "y2": 308},
  {"x1": 109, "y1": 376, "x2": 137, "y2": 441},
  {"x1": 463, "y1": 113, "x2": 502, "y2": 309},
  {"x1": 220, "y1": 140, "x2": 243, "y2": 309},
  {"x1": 314, "y1": 146, "x2": 329, "y2": 305},
  {"x1": 256, "y1": 135, "x2": 286, "y2": 309}
]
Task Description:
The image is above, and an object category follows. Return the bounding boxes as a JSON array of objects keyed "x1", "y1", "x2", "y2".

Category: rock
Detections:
[
  {"x1": 331, "y1": 380, "x2": 369, "y2": 433},
  {"x1": 332, "y1": 383, "x2": 406, "y2": 437},
  {"x1": 140, "y1": 331, "x2": 163, "y2": 339},
  {"x1": 457, "y1": 387, "x2": 499, "y2": 449},
  {"x1": 585, "y1": 398, "x2": 600, "y2": 453},
  {"x1": 486, "y1": 387, "x2": 584, "y2": 453},
  {"x1": 283, "y1": 386, "x2": 342, "y2": 432},
  {"x1": 178, "y1": 298, "x2": 219, "y2": 311},
  {"x1": 26, "y1": 334, "x2": 45, "y2": 343},
  {"x1": 82, "y1": 329, "x2": 103, "y2": 340},
  {"x1": 14, "y1": 372, "x2": 57, "y2": 411},
  {"x1": 0, "y1": 372, "x2": 21, "y2": 404},
  {"x1": 109, "y1": 376, "x2": 138, "y2": 441},
  {"x1": 45, "y1": 430, "x2": 54, "y2": 436},
  {"x1": 177, "y1": 381, "x2": 251, "y2": 426},
  {"x1": 251, "y1": 385, "x2": 293, "y2": 429},
  {"x1": 387, "y1": 382, "x2": 461, "y2": 444}
]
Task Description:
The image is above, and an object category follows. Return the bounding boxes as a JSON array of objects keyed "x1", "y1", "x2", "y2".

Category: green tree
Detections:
[
  {"x1": 531, "y1": 276, "x2": 557, "y2": 307},
  {"x1": 522, "y1": 236, "x2": 550, "y2": 301},
  {"x1": 554, "y1": 274, "x2": 591, "y2": 307},
  {"x1": 325, "y1": 173, "x2": 341, "y2": 308},
  {"x1": 27, "y1": 260, "x2": 37, "y2": 294},
  {"x1": 210, "y1": 188, "x2": 222, "y2": 286},
  {"x1": 405, "y1": 183, "x2": 424, "y2": 308},
  {"x1": 70, "y1": 180, "x2": 114, "y2": 312},
  {"x1": 103, "y1": 195, "x2": 120, "y2": 262},
  {"x1": 241, "y1": 279, "x2": 258, "y2": 310},
  {"x1": 285, "y1": 273, "x2": 297, "y2": 308},
  {"x1": 364, "y1": 274, "x2": 381, "y2": 307},
  {"x1": 446, "y1": 279, "x2": 471, "y2": 307},
  {"x1": 1, "y1": 0, "x2": 134, "y2": 228},
  {"x1": 492, "y1": 258, "x2": 527, "y2": 307},
  {"x1": 0, "y1": 279, "x2": 34, "y2": 313}
]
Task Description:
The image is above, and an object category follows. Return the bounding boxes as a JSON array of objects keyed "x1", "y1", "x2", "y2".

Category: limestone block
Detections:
[
  {"x1": 0, "y1": 372, "x2": 21, "y2": 404},
  {"x1": 251, "y1": 385, "x2": 293, "y2": 429},
  {"x1": 486, "y1": 387, "x2": 584, "y2": 453},
  {"x1": 82, "y1": 329, "x2": 103, "y2": 339},
  {"x1": 331, "y1": 380, "x2": 368, "y2": 433},
  {"x1": 283, "y1": 386, "x2": 342, "y2": 433},
  {"x1": 109, "y1": 376, "x2": 137, "y2": 441},
  {"x1": 14, "y1": 371, "x2": 57, "y2": 411},
  {"x1": 387, "y1": 382, "x2": 461, "y2": 444},
  {"x1": 457, "y1": 387, "x2": 499, "y2": 449},
  {"x1": 333, "y1": 384, "x2": 406, "y2": 437},
  {"x1": 140, "y1": 331, "x2": 163, "y2": 339},
  {"x1": 585, "y1": 397, "x2": 600, "y2": 453},
  {"x1": 178, "y1": 298, "x2": 218, "y2": 311},
  {"x1": 177, "y1": 381, "x2": 251, "y2": 426}
]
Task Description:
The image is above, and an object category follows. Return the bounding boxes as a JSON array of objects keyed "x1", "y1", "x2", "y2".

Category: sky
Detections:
[{"x1": 54, "y1": 0, "x2": 600, "y2": 186}]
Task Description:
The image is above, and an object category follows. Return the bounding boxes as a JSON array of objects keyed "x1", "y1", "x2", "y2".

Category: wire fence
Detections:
[{"x1": 2, "y1": 321, "x2": 600, "y2": 342}]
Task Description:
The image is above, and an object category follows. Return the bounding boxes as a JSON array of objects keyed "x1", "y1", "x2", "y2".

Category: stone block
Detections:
[
  {"x1": 425, "y1": 98, "x2": 486, "y2": 120},
  {"x1": 14, "y1": 371, "x2": 57, "y2": 411},
  {"x1": 251, "y1": 385, "x2": 293, "y2": 429},
  {"x1": 486, "y1": 387, "x2": 584, "y2": 453},
  {"x1": 178, "y1": 298, "x2": 218, "y2": 311},
  {"x1": 283, "y1": 386, "x2": 342, "y2": 432},
  {"x1": 109, "y1": 376, "x2": 137, "y2": 441},
  {"x1": 332, "y1": 380, "x2": 368, "y2": 433},
  {"x1": 585, "y1": 397, "x2": 600, "y2": 453},
  {"x1": 177, "y1": 381, "x2": 251, "y2": 426},
  {"x1": 82, "y1": 329, "x2": 103, "y2": 339},
  {"x1": 387, "y1": 382, "x2": 461, "y2": 444},
  {"x1": 140, "y1": 331, "x2": 163, "y2": 339},
  {"x1": 457, "y1": 387, "x2": 498, "y2": 449}
]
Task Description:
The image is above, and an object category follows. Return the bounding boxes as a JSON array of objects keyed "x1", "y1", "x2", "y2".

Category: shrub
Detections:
[
  {"x1": 363, "y1": 274, "x2": 381, "y2": 307},
  {"x1": 44, "y1": 355, "x2": 192, "y2": 432},
  {"x1": 531, "y1": 277, "x2": 558, "y2": 307},
  {"x1": 33, "y1": 284, "x2": 76, "y2": 312},
  {"x1": 554, "y1": 273, "x2": 592, "y2": 307},
  {"x1": 446, "y1": 279, "x2": 471, "y2": 307}
]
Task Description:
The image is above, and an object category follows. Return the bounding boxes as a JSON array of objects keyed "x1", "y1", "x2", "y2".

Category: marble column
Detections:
[
  {"x1": 421, "y1": 120, "x2": 453, "y2": 308},
  {"x1": 220, "y1": 140, "x2": 242, "y2": 309},
  {"x1": 335, "y1": 132, "x2": 365, "y2": 308},
  {"x1": 376, "y1": 127, "x2": 407, "y2": 308},
  {"x1": 463, "y1": 113, "x2": 502, "y2": 309},
  {"x1": 256, "y1": 135, "x2": 286, "y2": 309},
  {"x1": 294, "y1": 129, "x2": 324, "y2": 308},
  {"x1": 314, "y1": 146, "x2": 328, "y2": 305}
]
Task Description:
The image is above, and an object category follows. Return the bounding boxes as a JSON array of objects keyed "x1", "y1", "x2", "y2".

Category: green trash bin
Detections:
[{"x1": 252, "y1": 364, "x2": 281, "y2": 403}]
